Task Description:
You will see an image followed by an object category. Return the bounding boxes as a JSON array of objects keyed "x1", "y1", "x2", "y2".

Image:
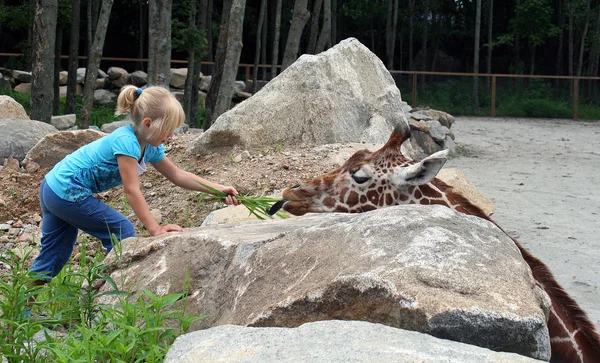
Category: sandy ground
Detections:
[{"x1": 447, "y1": 117, "x2": 600, "y2": 331}]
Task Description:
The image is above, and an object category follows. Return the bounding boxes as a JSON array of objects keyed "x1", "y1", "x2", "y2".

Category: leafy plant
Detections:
[
  {"x1": 196, "y1": 181, "x2": 289, "y2": 220},
  {"x1": 0, "y1": 233, "x2": 203, "y2": 362}
]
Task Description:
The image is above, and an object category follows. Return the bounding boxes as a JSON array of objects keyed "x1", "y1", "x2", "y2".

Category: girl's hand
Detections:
[
  {"x1": 150, "y1": 224, "x2": 184, "y2": 236},
  {"x1": 220, "y1": 186, "x2": 242, "y2": 206}
]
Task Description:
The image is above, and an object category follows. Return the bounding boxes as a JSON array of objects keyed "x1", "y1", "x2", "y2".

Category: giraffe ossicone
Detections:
[{"x1": 272, "y1": 126, "x2": 600, "y2": 363}]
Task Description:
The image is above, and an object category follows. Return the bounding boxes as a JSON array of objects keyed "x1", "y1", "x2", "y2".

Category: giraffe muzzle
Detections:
[{"x1": 268, "y1": 199, "x2": 288, "y2": 215}]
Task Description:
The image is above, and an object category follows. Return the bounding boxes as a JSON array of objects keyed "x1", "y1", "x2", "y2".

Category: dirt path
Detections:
[{"x1": 447, "y1": 117, "x2": 600, "y2": 331}]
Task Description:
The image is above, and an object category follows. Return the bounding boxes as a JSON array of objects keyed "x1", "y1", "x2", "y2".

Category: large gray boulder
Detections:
[
  {"x1": 24, "y1": 129, "x2": 105, "y2": 169},
  {"x1": 186, "y1": 38, "x2": 409, "y2": 156},
  {"x1": 0, "y1": 119, "x2": 57, "y2": 161},
  {"x1": 164, "y1": 321, "x2": 542, "y2": 363},
  {"x1": 100, "y1": 205, "x2": 550, "y2": 359}
]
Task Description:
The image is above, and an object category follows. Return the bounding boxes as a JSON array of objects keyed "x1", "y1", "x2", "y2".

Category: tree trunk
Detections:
[
  {"x1": 148, "y1": 0, "x2": 172, "y2": 87},
  {"x1": 554, "y1": 0, "x2": 565, "y2": 98},
  {"x1": 53, "y1": 25, "x2": 63, "y2": 116},
  {"x1": 138, "y1": 0, "x2": 146, "y2": 71},
  {"x1": 385, "y1": 0, "x2": 398, "y2": 70},
  {"x1": 30, "y1": 0, "x2": 58, "y2": 124},
  {"x1": 315, "y1": 0, "x2": 331, "y2": 53},
  {"x1": 331, "y1": 0, "x2": 337, "y2": 45},
  {"x1": 253, "y1": 0, "x2": 267, "y2": 93},
  {"x1": 271, "y1": 0, "x2": 283, "y2": 78},
  {"x1": 207, "y1": 0, "x2": 214, "y2": 62},
  {"x1": 183, "y1": 0, "x2": 198, "y2": 125},
  {"x1": 408, "y1": 0, "x2": 415, "y2": 84},
  {"x1": 513, "y1": 0, "x2": 521, "y2": 73},
  {"x1": 472, "y1": 0, "x2": 481, "y2": 111},
  {"x1": 261, "y1": 6, "x2": 267, "y2": 80},
  {"x1": 190, "y1": 0, "x2": 209, "y2": 127},
  {"x1": 307, "y1": 0, "x2": 323, "y2": 54},
  {"x1": 79, "y1": 0, "x2": 113, "y2": 129},
  {"x1": 419, "y1": 0, "x2": 429, "y2": 92},
  {"x1": 205, "y1": 0, "x2": 246, "y2": 127},
  {"x1": 86, "y1": 0, "x2": 92, "y2": 70},
  {"x1": 568, "y1": 8, "x2": 574, "y2": 103},
  {"x1": 486, "y1": 0, "x2": 493, "y2": 87},
  {"x1": 399, "y1": 24, "x2": 404, "y2": 71},
  {"x1": 281, "y1": 0, "x2": 310, "y2": 71},
  {"x1": 205, "y1": 0, "x2": 233, "y2": 128},
  {"x1": 529, "y1": 41, "x2": 535, "y2": 75},
  {"x1": 65, "y1": 0, "x2": 80, "y2": 114},
  {"x1": 577, "y1": 0, "x2": 591, "y2": 77},
  {"x1": 588, "y1": 5, "x2": 600, "y2": 103}
]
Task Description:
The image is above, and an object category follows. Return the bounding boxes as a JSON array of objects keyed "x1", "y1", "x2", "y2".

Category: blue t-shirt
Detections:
[{"x1": 45, "y1": 125, "x2": 165, "y2": 202}]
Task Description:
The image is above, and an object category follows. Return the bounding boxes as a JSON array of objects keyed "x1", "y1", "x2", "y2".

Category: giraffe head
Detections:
[{"x1": 270, "y1": 125, "x2": 449, "y2": 216}]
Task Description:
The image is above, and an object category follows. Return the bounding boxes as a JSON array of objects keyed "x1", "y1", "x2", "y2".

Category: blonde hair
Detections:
[{"x1": 115, "y1": 85, "x2": 185, "y2": 141}]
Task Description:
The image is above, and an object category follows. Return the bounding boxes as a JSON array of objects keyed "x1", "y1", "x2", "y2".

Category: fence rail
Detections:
[{"x1": 2, "y1": 52, "x2": 599, "y2": 120}]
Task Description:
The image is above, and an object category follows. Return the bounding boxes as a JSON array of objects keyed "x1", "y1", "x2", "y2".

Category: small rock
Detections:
[
  {"x1": 12, "y1": 220, "x2": 23, "y2": 228},
  {"x1": 24, "y1": 160, "x2": 40, "y2": 173},
  {"x1": 3, "y1": 157, "x2": 20, "y2": 171},
  {"x1": 144, "y1": 182, "x2": 153, "y2": 189},
  {"x1": 16, "y1": 232, "x2": 33, "y2": 243},
  {"x1": 8, "y1": 228, "x2": 20, "y2": 236},
  {"x1": 32, "y1": 213, "x2": 42, "y2": 223}
]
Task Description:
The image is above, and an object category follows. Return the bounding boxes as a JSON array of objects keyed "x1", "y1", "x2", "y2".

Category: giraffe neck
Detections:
[{"x1": 420, "y1": 179, "x2": 600, "y2": 363}]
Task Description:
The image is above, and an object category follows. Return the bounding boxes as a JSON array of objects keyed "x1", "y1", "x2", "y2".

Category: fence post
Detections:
[
  {"x1": 573, "y1": 78, "x2": 579, "y2": 120},
  {"x1": 412, "y1": 73, "x2": 417, "y2": 107},
  {"x1": 491, "y1": 75, "x2": 497, "y2": 117},
  {"x1": 245, "y1": 65, "x2": 251, "y2": 88}
]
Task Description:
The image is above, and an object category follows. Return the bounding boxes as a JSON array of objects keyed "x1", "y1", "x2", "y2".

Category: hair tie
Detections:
[{"x1": 134, "y1": 87, "x2": 143, "y2": 100}]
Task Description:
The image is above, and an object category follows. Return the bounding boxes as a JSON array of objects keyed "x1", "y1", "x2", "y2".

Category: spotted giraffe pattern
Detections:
[{"x1": 275, "y1": 125, "x2": 600, "y2": 363}]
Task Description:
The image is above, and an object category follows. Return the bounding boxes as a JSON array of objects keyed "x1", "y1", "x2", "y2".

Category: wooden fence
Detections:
[{"x1": 2, "y1": 52, "x2": 600, "y2": 120}]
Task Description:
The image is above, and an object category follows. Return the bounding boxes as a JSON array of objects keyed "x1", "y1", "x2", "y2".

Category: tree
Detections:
[
  {"x1": 419, "y1": 0, "x2": 429, "y2": 92},
  {"x1": 147, "y1": 0, "x2": 172, "y2": 87},
  {"x1": 65, "y1": 0, "x2": 80, "y2": 114},
  {"x1": 205, "y1": 0, "x2": 246, "y2": 127},
  {"x1": 554, "y1": 0, "x2": 565, "y2": 97},
  {"x1": 408, "y1": 0, "x2": 416, "y2": 82},
  {"x1": 174, "y1": 0, "x2": 207, "y2": 126},
  {"x1": 385, "y1": 0, "x2": 399, "y2": 69},
  {"x1": 30, "y1": 0, "x2": 58, "y2": 123},
  {"x1": 472, "y1": 0, "x2": 481, "y2": 111},
  {"x1": 53, "y1": 0, "x2": 71, "y2": 115},
  {"x1": 577, "y1": 0, "x2": 591, "y2": 77},
  {"x1": 252, "y1": 0, "x2": 267, "y2": 93},
  {"x1": 307, "y1": 0, "x2": 324, "y2": 54},
  {"x1": 271, "y1": 0, "x2": 283, "y2": 78},
  {"x1": 281, "y1": 0, "x2": 310, "y2": 71},
  {"x1": 486, "y1": 0, "x2": 494, "y2": 86},
  {"x1": 79, "y1": 0, "x2": 113, "y2": 129},
  {"x1": 314, "y1": 0, "x2": 331, "y2": 53}
]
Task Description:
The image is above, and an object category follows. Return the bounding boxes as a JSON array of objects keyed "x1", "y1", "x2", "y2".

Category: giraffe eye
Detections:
[{"x1": 351, "y1": 167, "x2": 372, "y2": 184}]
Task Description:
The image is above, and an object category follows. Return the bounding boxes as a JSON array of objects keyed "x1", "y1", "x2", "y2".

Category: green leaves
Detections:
[
  {"x1": 197, "y1": 181, "x2": 289, "y2": 220},
  {"x1": 0, "y1": 239, "x2": 203, "y2": 362}
]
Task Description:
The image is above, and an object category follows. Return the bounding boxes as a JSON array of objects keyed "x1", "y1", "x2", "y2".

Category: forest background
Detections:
[{"x1": 1, "y1": 0, "x2": 600, "y2": 129}]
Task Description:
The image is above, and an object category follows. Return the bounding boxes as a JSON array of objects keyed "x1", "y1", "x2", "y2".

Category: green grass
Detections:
[{"x1": 0, "y1": 236, "x2": 202, "y2": 362}]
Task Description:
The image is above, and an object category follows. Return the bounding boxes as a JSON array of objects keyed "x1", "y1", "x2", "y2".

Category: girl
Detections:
[{"x1": 30, "y1": 85, "x2": 240, "y2": 281}]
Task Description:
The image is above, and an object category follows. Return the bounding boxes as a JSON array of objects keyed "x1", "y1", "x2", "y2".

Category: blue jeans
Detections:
[{"x1": 30, "y1": 179, "x2": 136, "y2": 280}]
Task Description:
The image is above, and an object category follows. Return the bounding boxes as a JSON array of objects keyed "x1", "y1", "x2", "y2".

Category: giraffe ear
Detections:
[{"x1": 392, "y1": 150, "x2": 449, "y2": 186}]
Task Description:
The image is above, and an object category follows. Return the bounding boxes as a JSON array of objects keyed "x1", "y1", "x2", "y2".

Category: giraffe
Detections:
[{"x1": 269, "y1": 124, "x2": 600, "y2": 363}]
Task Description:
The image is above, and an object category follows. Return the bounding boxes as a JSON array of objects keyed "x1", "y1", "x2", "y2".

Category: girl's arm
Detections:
[
  {"x1": 152, "y1": 157, "x2": 241, "y2": 205},
  {"x1": 117, "y1": 155, "x2": 184, "y2": 235}
]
